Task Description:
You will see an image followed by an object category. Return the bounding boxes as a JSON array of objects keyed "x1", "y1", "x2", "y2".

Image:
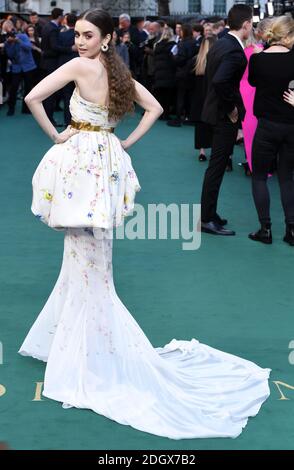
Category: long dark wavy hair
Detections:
[{"x1": 79, "y1": 9, "x2": 135, "y2": 120}]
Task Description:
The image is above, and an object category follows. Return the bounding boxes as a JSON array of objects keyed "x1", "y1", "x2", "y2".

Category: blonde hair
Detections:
[
  {"x1": 255, "y1": 17, "x2": 274, "y2": 40},
  {"x1": 157, "y1": 26, "x2": 174, "y2": 44},
  {"x1": 244, "y1": 29, "x2": 259, "y2": 48},
  {"x1": 212, "y1": 21, "x2": 224, "y2": 32},
  {"x1": 194, "y1": 36, "x2": 217, "y2": 76},
  {"x1": 266, "y1": 15, "x2": 294, "y2": 45}
]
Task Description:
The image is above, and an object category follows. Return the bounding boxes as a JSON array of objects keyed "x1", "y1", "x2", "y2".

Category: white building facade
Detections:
[
  {"x1": 170, "y1": 0, "x2": 236, "y2": 15},
  {"x1": 4, "y1": 0, "x2": 157, "y2": 16},
  {"x1": 1, "y1": 0, "x2": 259, "y2": 16}
]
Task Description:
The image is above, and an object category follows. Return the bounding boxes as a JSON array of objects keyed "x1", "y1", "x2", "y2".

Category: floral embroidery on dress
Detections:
[
  {"x1": 110, "y1": 171, "x2": 119, "y2": 183},
  {"x1": 127, "y1": 170, "x2": 136, "y2": 179},
  {"x1": 41, "y1": 190, "x2": 53, "y2": 201},
  {"x1": 31, "y1": 87, "x2": 141, "y2": 229}
]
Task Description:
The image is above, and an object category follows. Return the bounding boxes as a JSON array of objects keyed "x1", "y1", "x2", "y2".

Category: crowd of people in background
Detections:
[
  {"x1": 1, "y1": 6, "x2": 294, "y2": 246},
  {"x1": 0, "y1": 8, "x2": 229, "y2": 124}
]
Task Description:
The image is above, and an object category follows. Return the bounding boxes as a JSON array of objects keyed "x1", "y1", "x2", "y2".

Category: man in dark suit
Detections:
[
  {"x1": 217, "y1": 24, "x2": 230, "y2": 39},
  {"x1": 40, "y1": 8, "x2": 76, "y2": 125},
  {"x1": 29, "y1": 12, "x2": 44, "y2": 39},
  {"x1": 200, "y1": 4, "x2": 253, "y2": 236},
  {"x1": 192, "y1": 23, "x2": 203, "y2": 53},
  {"x1": 58, "y1": 13, "x2": 78, "y2": 126}
]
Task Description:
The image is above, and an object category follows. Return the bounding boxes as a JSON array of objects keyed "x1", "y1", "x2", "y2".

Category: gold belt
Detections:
[{"x1": 70, "y1": 119, "x2": 114, "y2": 133}]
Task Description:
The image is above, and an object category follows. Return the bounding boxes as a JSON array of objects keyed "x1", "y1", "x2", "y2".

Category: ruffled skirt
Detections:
[{"x1": 31, "y1": 131, "x2": 141, "y2": 229}]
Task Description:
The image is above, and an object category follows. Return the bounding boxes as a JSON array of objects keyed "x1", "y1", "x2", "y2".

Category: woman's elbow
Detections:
[
  {"x1": 24, "y1": 93, "x2": 34, "y2": 104},
  {"x1": 156, "y1": 104, "x2": 164, "y2": 117},
  {"x1": 145, "y1": 104, "x2": 163, "y2": 118}
]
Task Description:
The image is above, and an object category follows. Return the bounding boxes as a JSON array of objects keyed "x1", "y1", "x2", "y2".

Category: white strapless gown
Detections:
[
  {"x1": 30, "y1": 88, "x2": 141, "y2": 229},
  {"x1": 19, "y1": 90, "x2": 271, "y2": 440}
]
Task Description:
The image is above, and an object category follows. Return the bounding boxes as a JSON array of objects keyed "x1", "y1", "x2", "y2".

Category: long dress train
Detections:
[{"x1": 19, "y1": 227, "x2": 270, "y2": 440}]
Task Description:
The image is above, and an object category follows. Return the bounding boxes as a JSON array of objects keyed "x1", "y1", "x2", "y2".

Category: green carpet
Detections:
[{"x1": 0, "y1": 105, "x2": 293, "y2": 450}]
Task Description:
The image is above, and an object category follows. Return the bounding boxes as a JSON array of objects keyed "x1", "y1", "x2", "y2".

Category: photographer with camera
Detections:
[{"x1": 3, "y1": 20, "x2": 37, "y2": 116}]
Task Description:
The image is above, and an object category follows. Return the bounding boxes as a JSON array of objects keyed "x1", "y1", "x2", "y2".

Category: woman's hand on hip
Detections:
[
  {"x1": 120, "y1": 139, "x2": 130, "y2": 150},
  {"x1": 54, "y1": 125, "x2": 79, "y2": 144}
]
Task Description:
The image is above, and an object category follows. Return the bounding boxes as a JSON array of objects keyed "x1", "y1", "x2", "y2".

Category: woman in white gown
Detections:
[{"x1": 19, "y1": 9, "x2": 271, "y2": 440}]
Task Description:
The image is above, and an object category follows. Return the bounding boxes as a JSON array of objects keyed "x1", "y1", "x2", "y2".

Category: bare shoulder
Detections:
[
  {"x1": 56, "y1": 57, "x2": 85, "y2": 76},
  {"x1": 62, "y1": 57, "x2": 98, "y2": 73},
  {"x1": 72, "y1": 57, "x2": 104, "y2": 75},
  {"x1": 67, "y1": 56, "x2": 90, "y2": 71}
]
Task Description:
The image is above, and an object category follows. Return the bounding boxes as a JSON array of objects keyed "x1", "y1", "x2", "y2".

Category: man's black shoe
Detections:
[
  {"x1": 201, "y1": 221, "x2": 235, "y2": 236},
  {"x1": 214, "y1": 214, "x2": 228, "y2": 226}
]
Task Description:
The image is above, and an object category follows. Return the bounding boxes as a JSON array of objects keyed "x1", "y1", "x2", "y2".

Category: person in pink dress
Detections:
[
  {"x1": 240, "y1": 34, "x2": 263, "y2": 173},
  {"x1": 240, "y1": 19, "x2": 274, "y2": 174}
]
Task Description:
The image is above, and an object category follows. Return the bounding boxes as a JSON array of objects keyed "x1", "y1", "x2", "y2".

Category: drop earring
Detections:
[{"x1": 101, "y1": 43, "x2": 109, "y2": 52}]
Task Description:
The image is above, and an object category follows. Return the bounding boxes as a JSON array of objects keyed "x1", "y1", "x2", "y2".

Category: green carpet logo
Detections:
[
  {"x1": 32, "y1": 382, "x2": 43, "y2": 401},
  {"x1": 1, "y1": 379, "x2": 294, "y2": 401},
  {"x1": 29, "y1": 380, "x2": 294, "y2": 402},
  {"x1": 273, "y1": 381, "x2": 294, "y2": 400}
]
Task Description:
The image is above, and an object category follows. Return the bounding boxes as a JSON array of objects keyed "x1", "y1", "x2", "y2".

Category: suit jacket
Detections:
[
  {"x1": 218, "y1": 27, "x2": 230, "y2": 39},
  {"x1": 201, "y1": 34, "x2": 247, "y2": 126},
  {"x1": 173, "y1": 38, "x2": 198, "y2": 82},
  {"x1": 195, "y1": 35, "x2": 203, "y2": 53},
  {"x1": 58, "y1": 29, "x2": 78, "y2": 66},
  {"x1": 40, "y1": 21, "x2": 72, "y2": 72}
]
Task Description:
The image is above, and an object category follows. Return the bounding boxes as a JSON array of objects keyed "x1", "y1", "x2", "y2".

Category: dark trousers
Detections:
[
  {"x1": 62, "y1": 81, "x2": 75, "y2": 126},
  {"x1": 176, "y1": 84, "x2": 186, "y2": 119},
  {"x1": 154, "y1": 87, "x2": 173, "y2": 118},
  {"x1": 252, "y1": 118, "x2": 294, "y2": 225},
  {"x1": 175, "y1": 83, "x2": 191, "y2": 120},
  {"x1": 194, "y1": 121, "x2": 213, "y2": 150},
  {"x1": 0, "y1": 57, "x2": 9, "y2": 97},
  {"x1": 7, "y1": 69, "x2": 36, "y2": 113},
  {"x1": 201, "y1": 116, "x2": 238, "y2": 222},
  {"x1": 41, "y1": 69, "x2": 59, "y2": 123}
]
